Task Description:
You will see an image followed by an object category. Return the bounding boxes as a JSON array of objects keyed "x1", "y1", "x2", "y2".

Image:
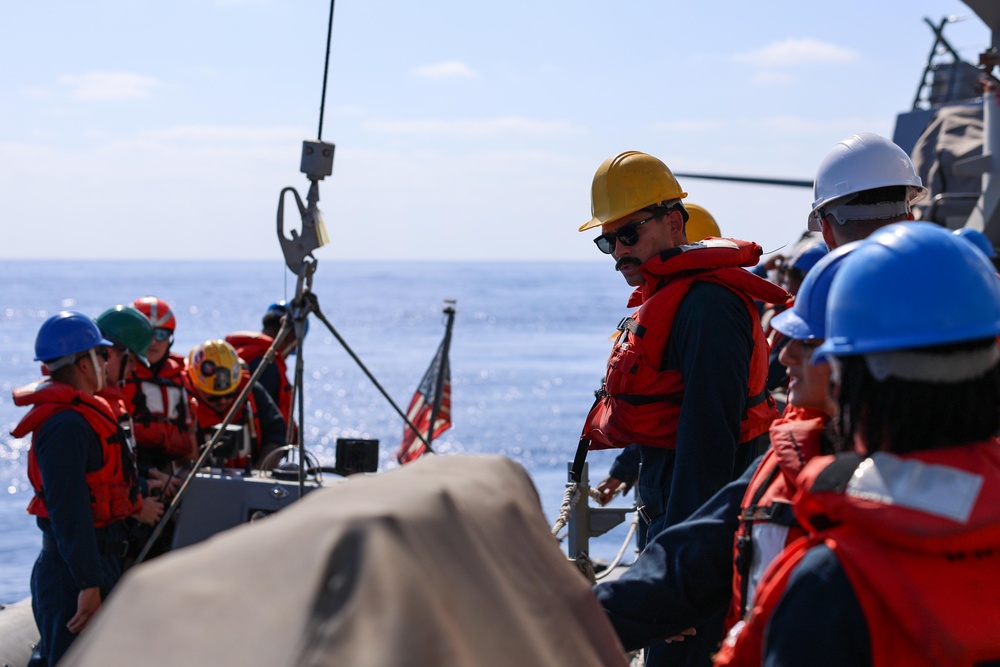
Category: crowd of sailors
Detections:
[
  {"x1": 13, "y1": 131, "x2": 1000, "y2": 666},
  {"x1": 582, "y1": 134, "x2": 1000, "y2": 666},
  {"x1": 12, "y1": 298, "x2": 299, "y2": 666}
]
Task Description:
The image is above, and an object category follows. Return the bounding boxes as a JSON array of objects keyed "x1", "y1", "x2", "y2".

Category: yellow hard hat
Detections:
[
  {"x1": 580, "y1": 151, "x2": 688, "y2": 232},
  {"x1": 188, "y1": 339, "x2": 243, "y2": 396},
  {"x1": 684, "y1": 204, "x2": 721, "y2": 242}
]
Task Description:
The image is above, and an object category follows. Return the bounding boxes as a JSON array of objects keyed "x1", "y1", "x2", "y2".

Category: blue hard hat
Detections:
[
  {"x1": 34, "y1": 311, "x2": 114, "y2": 362},
  {"x1": 786, "y1": 241, "x2": 830, "y2": 275},
  {"x1": 953, "y1": 227, "x2": 997, "y2": 259},
  {"x1": 816, "y1": 222, "x2": 1000, "y2": 359},
  {"x1": 770, "y1": 242, "x2": 858, "y2": 341},
  {"x1": 265, "y1": 301, "x2": 288, "y2": 317}
]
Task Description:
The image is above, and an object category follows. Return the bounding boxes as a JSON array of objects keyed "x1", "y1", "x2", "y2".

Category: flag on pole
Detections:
[
  {"x1": 396, "y1": 301, "x2": 456, "y2": 464},
  {"x1": 395, "y1": 336, "x2": 452, "y2": 465}
]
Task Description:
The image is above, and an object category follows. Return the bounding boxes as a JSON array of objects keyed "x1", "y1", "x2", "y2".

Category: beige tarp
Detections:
[
  {"x1": 62, "y1": 455, "x2": 626, "y2": 667},
  {"x1": 911, "y1": 104, "x2": 984, "y2": 227}
]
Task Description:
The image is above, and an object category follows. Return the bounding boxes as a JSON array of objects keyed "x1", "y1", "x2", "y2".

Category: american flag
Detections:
[{"x1": 395, "y1": 338, "x2": 452, "y2": 464}]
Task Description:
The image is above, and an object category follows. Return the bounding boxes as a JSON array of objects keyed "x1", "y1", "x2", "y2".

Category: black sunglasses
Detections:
[
  {"x1": 205, "y1": 392, "x2": 237, "y2": 404},
  {"x1": 76, "y1": 347, "x2": 110, "y2": 365},
  {"x1": 593, "y1": 211, "x2": 662, "y2": 254}
]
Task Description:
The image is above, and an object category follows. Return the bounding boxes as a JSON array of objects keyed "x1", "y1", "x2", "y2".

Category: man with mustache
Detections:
[{"x1": 579, "y1": 150, "x2": 788, "y2": 666}]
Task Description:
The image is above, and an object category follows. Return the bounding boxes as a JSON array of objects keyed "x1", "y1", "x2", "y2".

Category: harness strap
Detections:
[
  {"x1": 617, "y1": 316, "x2": 646, "y2": 339},
  {"x1": 738, "y1": 501, "x2": 797, "y2": 526},
  {"x1": 570, "y1": 393, "x2": 602, "y2": 483},
  {"x1": 742, "y1": 387, "x2": 772, "y2": 420},
  {"x1": 614, "y1": 392, "x2": 684, "y2": 406},
  {"x1": 736, "y1": 462, "x2": 783, "y2": 618}
]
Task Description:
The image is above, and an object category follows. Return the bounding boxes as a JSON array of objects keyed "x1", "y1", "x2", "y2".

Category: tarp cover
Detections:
[
  {"x1": 61, "y1": 455, "x2": 626, "y2": 667},
  {"x1": 911, "y1": 103, "x2": 984, "y2": 225}
]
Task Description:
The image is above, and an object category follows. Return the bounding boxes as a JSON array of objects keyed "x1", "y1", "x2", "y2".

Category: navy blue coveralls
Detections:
[
  {"x1": 602, "y1": 281, "x2": 768, "y2": 667},
  {"x1": 29, "y1": 410, "x2": 128, "y2": 667}
]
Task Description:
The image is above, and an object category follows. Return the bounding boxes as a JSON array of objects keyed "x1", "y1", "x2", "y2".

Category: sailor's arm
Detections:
[{"x1": 594, "y1": 466, "x2": 753, "y2": 649}]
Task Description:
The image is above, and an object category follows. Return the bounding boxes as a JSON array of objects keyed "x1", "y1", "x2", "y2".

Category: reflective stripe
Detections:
[
  {"x1": 140, "y1": 382, "x2": 166, "y2": 414},
  {"x1": 847, "y1": 453, "x2": 983, "y2": 523},
  {"x1": 139, "y1": 382, "x2": 185, "y2": 420},
  {"x1": 747, "y1": 522, "x2": 790, "y2": 606}
]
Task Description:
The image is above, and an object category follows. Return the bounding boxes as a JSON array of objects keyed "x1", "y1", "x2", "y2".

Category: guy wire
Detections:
[{"x1": 317, "y1": 0, "x2": 336, "y2": 141}]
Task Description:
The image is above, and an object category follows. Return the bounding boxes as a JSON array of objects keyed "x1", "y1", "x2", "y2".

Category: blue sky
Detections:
[{"x1": 0, "y1": 0, "x2": 990, "y2": 262}]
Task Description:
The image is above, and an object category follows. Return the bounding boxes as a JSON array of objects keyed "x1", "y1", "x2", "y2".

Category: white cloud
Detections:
[
  {"x1": 751, "y1": 70, "x2": 795, "y2": 85},
  {"x1": 58, "y1": 71, "x2": 161, "y2": 101},
  {"x1": 362, "y1": 116, "x2": 585, "y2": 138},
  {"x1": 412, "y1": 61, "x2": 478, "y2": 80},
  {"x1": 732, "y1": 39, "x2": 858, "y2": 67}
]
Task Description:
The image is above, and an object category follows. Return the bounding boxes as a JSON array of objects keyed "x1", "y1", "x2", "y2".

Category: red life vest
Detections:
[
  {"x1": 124, "y1": 353, "x2": 194, "y2": 458},
  {"x1": 192, "y1": 374, "x2": 264, "y2": 469},
  {"x1": 725, "y1": 406, "x2": 828, "y2": 633},
  {"x1": 584, "y1": 239, "x2": 789, "y2": 450},
  {"x1": 12, "y1": 380, "x2": 140, "y2": 527},
  {"x1": 225, "y1": 331, "x2": 293, "y2": 425},
  {"x1": 715, "y1": 441, "x2": 1000, "y2": 667}
]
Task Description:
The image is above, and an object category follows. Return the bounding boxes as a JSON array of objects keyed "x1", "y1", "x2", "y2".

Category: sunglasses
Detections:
[
  {"x1": 152, "y1": 328, "x2": 173, "y2": 342},
  {"x1": 76, "y1": 347, "x2": 110, "y2": 365},
  {"x1": 593, "y1": 211, "x2": 662, "y2": 254},
  {"x1": 205, "y1": 392, "x2": 237, "y2": 404}
]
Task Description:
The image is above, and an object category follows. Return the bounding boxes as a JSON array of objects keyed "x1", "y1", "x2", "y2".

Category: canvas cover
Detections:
[
  {"x1": 61, "y1": 455, "x2": 627, "y2": 667},
  {"x1": 911, "y1": 104, "x2": 984, "y2": 227}
]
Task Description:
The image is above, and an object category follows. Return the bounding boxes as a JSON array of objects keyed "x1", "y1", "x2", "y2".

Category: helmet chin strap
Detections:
[
  {"x1": 117, "y1": 355, "x2": 129, "y2": 387},
  {"x1": 89, "y1": 348, "x2": 106, "y2": 392}
]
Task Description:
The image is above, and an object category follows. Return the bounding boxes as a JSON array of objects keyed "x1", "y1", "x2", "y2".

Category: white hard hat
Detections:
[{"x1": 808, "y1": 133, "x2": 927, "y2": 231}]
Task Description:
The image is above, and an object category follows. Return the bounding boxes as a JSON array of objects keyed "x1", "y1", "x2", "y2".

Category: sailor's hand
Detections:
[
  {"x1": 595, "y1": 476, "x2": 628, "y2": 506},
  {"x1": 68, "y1": 587, "x2": 101, "y2": 634},
  {"x1": 148, "y1": 469, "x2": 181, "y2": 499},
  {"x1": 134, "y1": 496, "x2": 165, "y2": 525},
  {"x1": 666, "y1": 628, "x2": 697, "y2": 643}
]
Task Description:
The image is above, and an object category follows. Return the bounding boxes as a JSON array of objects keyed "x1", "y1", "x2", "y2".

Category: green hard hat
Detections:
[{"x1": 96, "y1": 305, "x2": 154, "y2": 367}]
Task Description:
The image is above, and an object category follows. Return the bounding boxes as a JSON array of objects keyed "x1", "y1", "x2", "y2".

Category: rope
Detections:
[
  {"x1": 550, "y1": 482, "x2": 581, "y2": 537},
  {"x1": 593, "y1": 511, "x2": 638, "y2": 581}
]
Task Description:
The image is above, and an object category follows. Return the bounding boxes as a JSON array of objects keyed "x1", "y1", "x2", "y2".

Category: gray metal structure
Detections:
[{"x1": 171, "y1": 469, "x2": 332, "y2": 550}]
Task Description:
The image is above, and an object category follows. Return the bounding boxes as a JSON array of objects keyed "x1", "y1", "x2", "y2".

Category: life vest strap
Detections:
[
  {"x1": 614, "y1": 393, "x2": 683, "y2": 406},
  {"x1": 616, "y1": 317, "x2": 646, "y2": 339},
  {"x1": 738, "y1": 501, "x2": 798, "y2": 527},
  {"x1": 742, "y1": 388, "x2": 771, "y2": 420},
  {"x1": 746, "y1": 388, "x2": 768, "y2": 408}
]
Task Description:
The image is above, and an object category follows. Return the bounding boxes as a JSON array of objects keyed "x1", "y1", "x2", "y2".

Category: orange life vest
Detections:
[
  {"x1": 13, "y1": 380, "x2": 140, "y2": 527},
  {"x1": 192, "y1": 374, "x2": 264, "y2": 469},
  {"x1": 725, "y1": 406, "x2": 828, "y2": 632},
  {"x1": 225, "y1": 331, "x2": 293, "y2": 425},
  {"x1": 124, "y1": 353, "x2": 194, "y2": 458},
  {"x1": 585, "y1": 239, "x2": 789, "y2": 450},
  {"x1": 715, "y1": 441, "x2": 1000, "y2": 667}
]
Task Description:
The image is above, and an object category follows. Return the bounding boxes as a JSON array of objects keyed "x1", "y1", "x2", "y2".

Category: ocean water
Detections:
[{"x1": 0, "y1": 259, "x2": 640, "y2": 603}]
